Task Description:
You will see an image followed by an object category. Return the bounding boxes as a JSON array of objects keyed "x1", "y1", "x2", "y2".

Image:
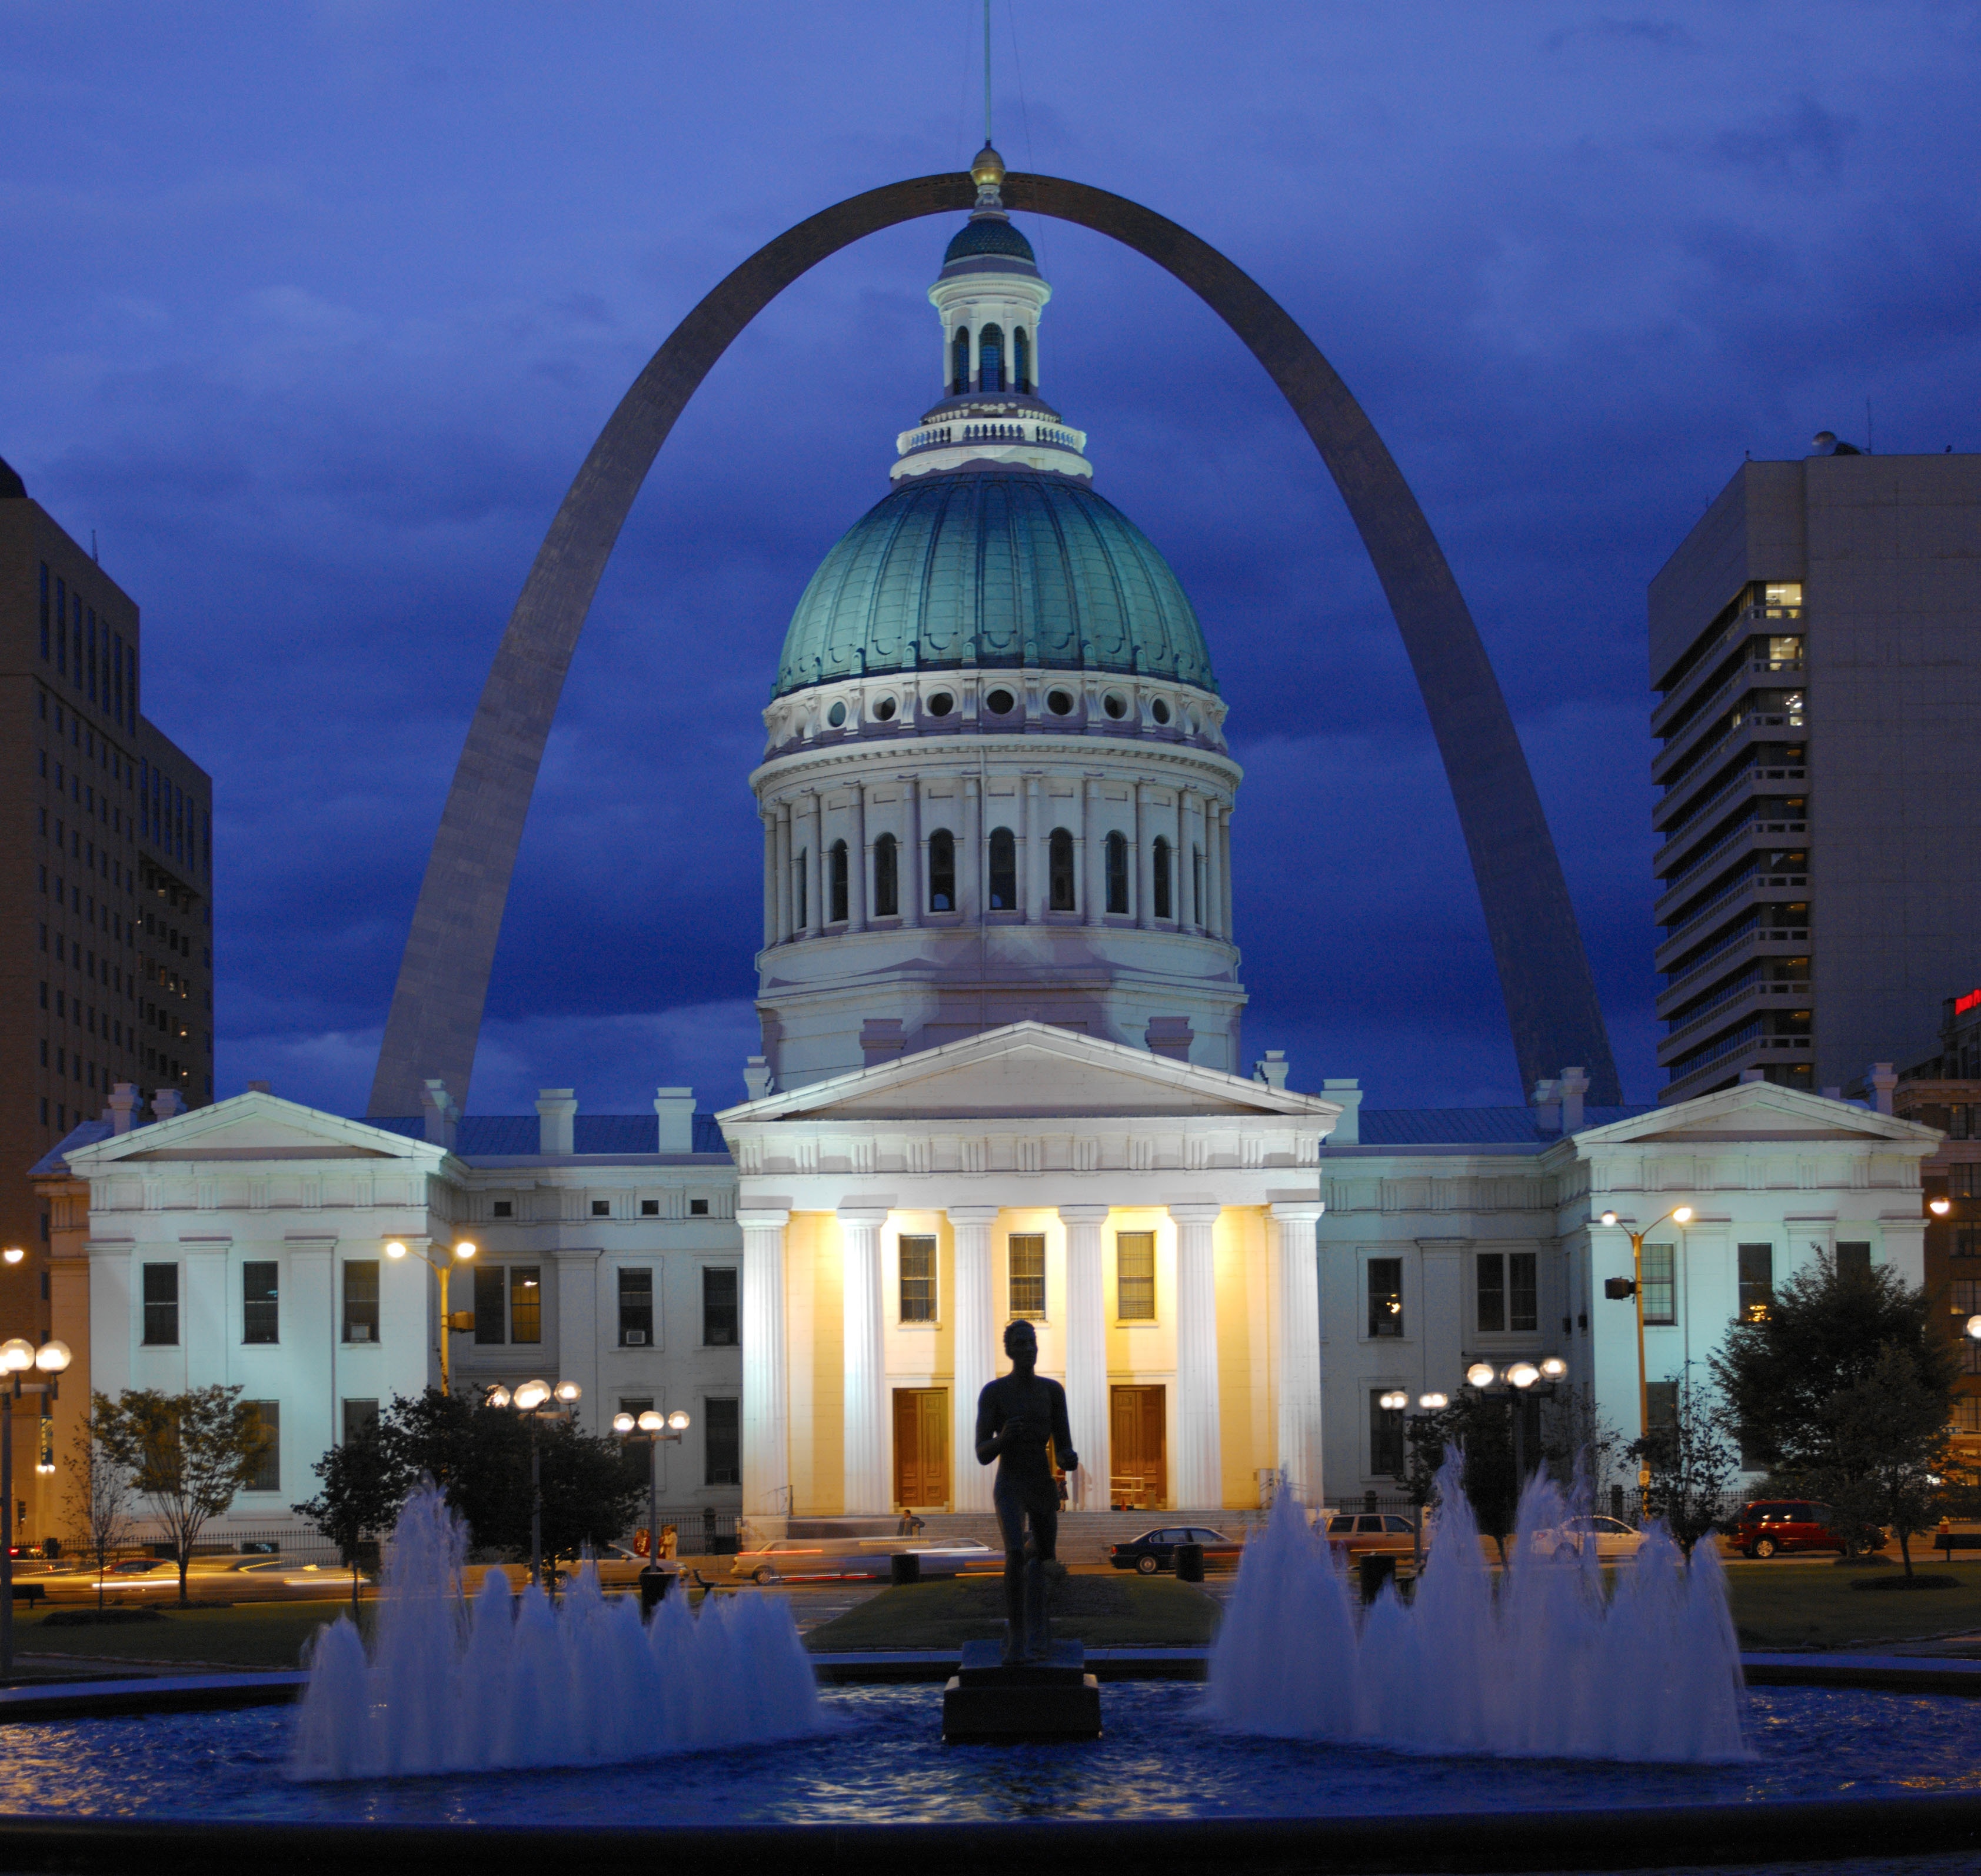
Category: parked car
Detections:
[
  {"x1": 1107, "y1": 1526, "x2": 1243, "y2": 1574},
  {"x1": 1732, "y1": 1500, "x2": 1850, "y2": 1558},
  {"x1": 1529, "y1": 1515, "x2": 1645, "y2": 1561},
  {"x1": 1320, "y1": 1513, "x2": 1419, "y2": 1556},
  {"x1": 729, "y1": 1537, "x2": 994, "y2": 1584}
]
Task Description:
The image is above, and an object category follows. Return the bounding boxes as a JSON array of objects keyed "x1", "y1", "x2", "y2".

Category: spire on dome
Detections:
[{"x1": 971, "y1": 141, "x2": 1006, "y2": 209}]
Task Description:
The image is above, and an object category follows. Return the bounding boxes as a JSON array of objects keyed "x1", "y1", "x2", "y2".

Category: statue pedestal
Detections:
[{"x1": 941, "y1": 1639, "x2": 1103, "y2": 1742}]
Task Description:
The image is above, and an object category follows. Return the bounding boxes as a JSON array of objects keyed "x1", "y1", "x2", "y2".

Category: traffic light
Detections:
[{"x1": 1603, "y1": 1276, "x2": 1637, "y2": 1300}]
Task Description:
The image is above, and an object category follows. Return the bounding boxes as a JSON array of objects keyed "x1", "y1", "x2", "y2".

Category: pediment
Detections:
[
  {"x1": 1576, "y1": 1082, "x2": 1938, "y2": 1149},
  {"x1": 65, "y1": 1094, "x2": 441, "y2": 1167},
  {"x1": 720, "y1": 1022, "x2": 1343, "y2": 1125}
]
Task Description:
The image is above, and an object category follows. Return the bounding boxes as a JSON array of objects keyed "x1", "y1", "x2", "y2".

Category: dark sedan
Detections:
[{"x1": 1108, "y1": 1526, "x2": 1243, "y2": 1574}]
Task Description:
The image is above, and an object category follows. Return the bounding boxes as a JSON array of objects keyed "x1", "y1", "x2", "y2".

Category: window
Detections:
[
  {"x1": 1737, "y1": 1243, "x2": 1774, "y2": 1322},
  {"x1": 929, "y1": 829, "x2": 955, "y2": 911},
  {"x1": 1048, "y1": 828, "x2": 1076, "y2": 910},
  {"x1": 988, "y1": 827, "x2": 1017, "y2": 909},
  {"x1": 1013, "y1": 326, "x2": 1030, "y2": 393},
  {"x1": 341, "y1": 1399, "x2": 379, "y2": 1445},
  {"x1": 1106, "y1": 831, "x2": 1129, "y2": 914},
  {"x1": 1370, "y1": 1390, "x2": 1404, "y2": 1475},
  {"x1": 492, "y1": 1200, "x2": 513, "y2": 1218},
  {"x1": 952, "y1": 327, "x2": 969, "y2": 395},
  {"x1": 705, "y1": 1398, "x2": 741, "y2": 1486},
  {"x1": 641, "y1": 1199, "x2": 660, "y2": 1217},
  {"x1": 1950, "y1": 1165, "x2": 1981, "y2": 1199},
  {"x1": 703, "y1": 1267, "x2": 738, "y2": 1346},
  {"x1": 1956, "y1": 1228, "x2": 1981, "y2": 1260},
  {"x1": 794, "y1": 850, "x2": 807, "y2": 927},
  {"x1": 1153, "y1": 837, "x2": 1172, "y2": 920},
  {"x1": 1953, "y1": 1278, "x2": 1981, "y2": 1318},
  {"x1": 244, "y1": 1401, "x2": 279, "y2": 1492},
  {"x1": 1646, "y1": 1381, "x2": 1679, "y2": 1436},
  {"x1": 474, "y1": 1264, "x2": 506, "y2": 1343},
  {"x1": 618, "y1": 1267, "x2": 654, "y2": 1345},
  {"x1": 978, "y1": 322, "x2": 1003, "y2": 392},
  {"x1": 1836, "y1": 1242, "x2": 1872, "y2": 1279},
  {"x1": 1963, "y1": 1342, "x2": 1981, "y2": 1376},
  {"x1": 497, "y1": 1268, "x2": 538, "y2": 1345},
  {"x1": 690, "y1": 1199, "x2": 709, "y2": 1216},
  {"x1": 1117, "y1": 1232, "x2": 1155, "y2": 1320},
  {"x1": 242, "y1": 1261, "x2": 278, "y2": 1345},
  {"x1": 142, "y1": 1263, "x2": 179, "y2": 1346},
  {"x1": 1956, "y1": 1399, "x2": 1981, "y2": 1433},
  {"x1": 1367, "y1": 1259, "x2": 1404, "y2": 1337},
  {"x1": 874, "y1": 833, "x2": 898, "y2": 917},
  {"x1": 830, "y1": 840, "x2": 848, "y2": 922},
  {"x1": 1475, "y1": 1252, "x2": 1537, "y2": 1333},
  {"x1": 342, "y1": 1260, "x2": 379, "y2": 1343},
  {"x1": 900, "y1": 1235, "x2": 937, "y2": 1322},
  {"x1": 591, "y1": 1199, "x2": 610, "y2": 1217},
  {"x1": 1640, "y1": 1242, "x2": 1676, "y2": 1325},
  {"x1": 1008, "y1": 1234, "x2": 1046, "y2": 1319}
]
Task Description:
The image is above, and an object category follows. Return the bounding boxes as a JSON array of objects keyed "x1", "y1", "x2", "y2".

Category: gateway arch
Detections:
[{"x1": 368, "y1": 169, "x2": 1621, "y2": 1116}]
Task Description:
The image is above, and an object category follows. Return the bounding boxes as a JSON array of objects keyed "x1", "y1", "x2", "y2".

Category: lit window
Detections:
[
  {"x1": 1737, "y1": 1243, "x2": 1773, "y2": 1322},
  {"x1": 1367, "y1": 1259, "x2": 1404, "y2": 1338},
  {"x1": 1008, "y1": 1235, "x2": 1045, "y2": 1319},
  {"x1": 900, "y1": 1236, "x2": 937, "y2": 1322},
  {"x1": 1117, "y1": 1232, "x2": 1155, "y2": 1320}
]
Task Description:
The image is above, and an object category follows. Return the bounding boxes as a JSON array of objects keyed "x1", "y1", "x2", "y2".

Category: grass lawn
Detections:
[
  {"x1": 15, "y1": 1600, "x2": 364, "y2": 1671},
  {"x1": 802, "y1": 1574, "x2": 1218, "y2": 1652},
  {"x1": 1726, "y1": 1561, "x2": 1981, "y2": 1651}
]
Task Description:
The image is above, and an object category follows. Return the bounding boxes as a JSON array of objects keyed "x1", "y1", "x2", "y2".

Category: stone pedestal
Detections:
[{"x1": 941, "y1": 1639, "x2": 1103, "y2": 1742}]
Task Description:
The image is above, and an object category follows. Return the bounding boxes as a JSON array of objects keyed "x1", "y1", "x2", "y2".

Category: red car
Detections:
[{"x1": 1733, "y1": 1500, "x2": 1849, "y2": 1558}]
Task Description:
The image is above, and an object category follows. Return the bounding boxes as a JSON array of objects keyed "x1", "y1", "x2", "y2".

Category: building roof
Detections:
[
  {"x1": 367, "y1": 1114, "x2": 728, "y2": 1156},
  {"x1": 941, "y1": 211, "x2": 1037, "y2": 271},
  {"x1": 1355, "y1": 1105, "x2": 1654, "y2": 1147},
  {"x1": 29, "y1": 1122, "x2": 113, "y2": 1176},
  {"x1": 774, "y1": 467, "x2": 1216, "y2": 700}
]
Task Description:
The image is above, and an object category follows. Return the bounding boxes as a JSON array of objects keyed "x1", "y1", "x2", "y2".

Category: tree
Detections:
[
  {"x1": 293, "y1": 1421, "x2": 407, "y2": 1610},
  {"x1": 64, "y1": 1407, "x2": 135, "y2": 1612},
  {"x1": 1631, "y1": 1365, "x2": 1739, "y2": 1556},
  {"x1": 1539, "y1": 1387, "x2": 1629, "y2": 1511},
  {"x1": 1816, "y1": 1343, "x2": 1963, "y2": 1577},
  {"x1": 1401, "y1": 1392, "x2": 1519, "y2": 1563},
  {"x1": 93, "y1": 1387, "x2": 270, "y2": 1605}
]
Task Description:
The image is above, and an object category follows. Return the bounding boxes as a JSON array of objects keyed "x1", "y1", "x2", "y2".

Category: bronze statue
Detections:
[{"x1": 974, "y1": 1320, "x2": 1078, "y2": 1664}]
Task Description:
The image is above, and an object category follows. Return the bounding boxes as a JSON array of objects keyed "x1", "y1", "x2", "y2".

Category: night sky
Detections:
[{"x1": 7, "y1": 4, "x2": 1976, "y2": 1119}]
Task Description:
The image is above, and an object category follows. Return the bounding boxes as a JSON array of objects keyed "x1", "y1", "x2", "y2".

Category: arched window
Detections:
[
  {"x1": 794, "y1": 850, "x2": 807, "y2": 929},
  {"x1": 952, "y1": 327, "x2": 970, "y2": 397},
  {"x1": 1048, "y1": 827, "x2": 1076, "y2": 911},
  {"x1": 830, "y1": 840, "x2": 849, "y2": 924},
  {"x1": 1106, "y1": 831, "x2": 1130, "y2": 915},
  {"x1": 1153, "y1": 837, "x2": 1173, "y2": 921},
  {"x1": 928, "y1": 828, "x2": 956, "y2": 912},
  {"x1": 978, "y1": 323, "x2": 1004, "y2": 394},
  {"x1": 1013, "y1": 327, "x2": 1031, "y2": 394},
  {"x1": 874, "y1": 833, "x2": 898, "y2": 918},
  {"x1": 988, "y1": 826, "x2": 1017, "y2": 910},
  {"x1": 1192, "y1": 844, "x2": 1205, "y2": 929}
]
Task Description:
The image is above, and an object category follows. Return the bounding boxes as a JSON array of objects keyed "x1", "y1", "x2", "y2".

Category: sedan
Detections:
[
  {"x1": 729, "y1": 1537, "x2": 994, "y2": 1584},
  {"x1": 1321, "y1": 1514, "x2": 1419, "y2": 1556},
  {"x1": 1530, "y1": 1515, "x2": 1645, "y2": 1561},
  {"x1": 1107, "y1": 1527, "x2": 1243, "y2": 1574}
]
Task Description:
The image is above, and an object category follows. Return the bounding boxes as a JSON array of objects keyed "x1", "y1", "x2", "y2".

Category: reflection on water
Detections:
[{"x1": 0, "y1": 1683, "x2": 1971, "y2": 1827}]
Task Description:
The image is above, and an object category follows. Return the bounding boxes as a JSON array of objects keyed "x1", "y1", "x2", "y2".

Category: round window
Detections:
[
  {"x1": 873, "y1": 696, "x2": 897, "y2": 721},
  {"x1": 1150, "y1": 697, "x2": 1172, "y2": 726},
  {"x1": 1103, "y1": 693, "x2": 1127, "y2": 720},
  {"x1": 926, "y1": 691, "x2": 954, "y2": 717},
  {"x1": 1046, "y1": 688, "x2": 1075, "y2": 716},
  {"x1": 826, "y1": 700, "x2": 847, "y2": 728},
  {"x1": 984, "y1": 688, "x2": 1016, "y2": 716}
]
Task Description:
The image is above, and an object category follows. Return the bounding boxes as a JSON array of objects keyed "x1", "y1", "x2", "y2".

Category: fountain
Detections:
[
  {"x1": 1208, "y1": 1456, "x2": 1747, "y2": 1762},
  {"x1": 289, "y1": 1484, "x2": 822, "y2": 1779}
]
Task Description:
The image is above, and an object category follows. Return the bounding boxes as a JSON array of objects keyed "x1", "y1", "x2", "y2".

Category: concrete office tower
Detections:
[
  {"x1": 1648, "y1": 438, "x2": 1981, "y2": 1102},
  {"x1": 0, "y1": 455, "x2": 215, "y2": 1298}
]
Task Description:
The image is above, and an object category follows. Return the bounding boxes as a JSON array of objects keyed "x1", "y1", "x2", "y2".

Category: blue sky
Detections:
[{"x1": 6, "y1": 2, "x2": 1977, "y2": 1116}]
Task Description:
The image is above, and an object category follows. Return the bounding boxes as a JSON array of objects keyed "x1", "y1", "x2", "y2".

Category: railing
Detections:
[
  {"x1": 1652, "y1": 604, "x2": 1802, "y2": 734},
  {"x1": 1663, "y1": 978, "x2": 1811, "y2": 1047},
  {"x1": 627, "y1": 1505, "x2": 744, "y2": 1557},
  {"x1": 1656, "y1": 819, "x2": 1807, "y2": 909},
  {"x1": 1654, "y1": 762, "x2": 1805, "y2": 840}
]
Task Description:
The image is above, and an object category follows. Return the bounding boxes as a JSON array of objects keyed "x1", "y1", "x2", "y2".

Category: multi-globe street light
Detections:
[
  {"x1": 485, "y1": 1377, "x2": 581, "y2": 1589},
  {"x1": 1598, "y1": 1206, "x2": 1694, "y2": 1491},
  {"x1": 0, "y1": 1337, "x2": 68, "y2": 1674},
  {"x1": 385, "y1": 1238, "x2": 477, "y2": 1394},
  {"x1": 1376, "y1": 1389, "x2": 1453, "y2": 1566},
  {"x1": 612, "y1": 1407, "x2": 692, "y2": 1606},
  {"x1": 1459, "y1": 1355, "x2": 1569, "y2": 1482}
]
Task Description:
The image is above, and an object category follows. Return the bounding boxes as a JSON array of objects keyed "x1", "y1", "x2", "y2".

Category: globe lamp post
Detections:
[
  {"x1": 1598, "y1": 1206, "x2": 1694, "y2": 1491},
  {"x1": 1458, "y1": 1356, "x2": 1569, "y2": 1485},
  {"x1": 612, "y1": 1408, "x2": 692, "y2": 1610},
  {"x1": 1375, "y1": 1389, "x2": 1454, "y2": 1568},
  {"x1": 488, "y1": 1378, "x2": 581, "y2": 1589},
  {"x1": 385, "y1": 1239, "x2": 477, "y2": 1395},
  {"x1": 0, "y1": 1338, "x2": 68, "y2": 1674}
]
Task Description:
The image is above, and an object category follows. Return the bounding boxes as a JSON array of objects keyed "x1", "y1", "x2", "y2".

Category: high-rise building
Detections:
[
  {"x1": 0, "y1": 454, "x2": 215, "y2": 1307},
  {"x1": 1647, "y1": 440, "x2": 1981, "y2": 1103}
]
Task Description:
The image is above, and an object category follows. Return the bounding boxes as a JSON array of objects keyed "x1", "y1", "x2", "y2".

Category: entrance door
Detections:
[
  {"x1": 1110, "y1": 1385, "x2": 1167, "y2": 1510},
  {"x1": 893, "y1": 1388, "x2": 950, "y2": 1509}
]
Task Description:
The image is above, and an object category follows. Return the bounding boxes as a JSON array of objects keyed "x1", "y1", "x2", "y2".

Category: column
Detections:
[
  {"x1": 1169, "y1": 1202, "x2": 1223, "y2": 1508},
  {"x1": 1175, "y1": 789, "x2": 1191, "y2": 927},
  {"x1": 903, "y1": 777, "x2": 922, "y2": 929},
  {"x1": 1203, "y1": 803, "x2": 1221, "y2": 940},
  {"x1": 961, "y1": 776, "x2": 982, "y2": 921},
  {"x1": 947, "y1": 1205, "x2": 998, "y2": 1513},
  {"x1": 1058, "y1": 1205, "x2": 1110, "y2": 1511},
  {"x1": 805, "y1": 792, "x2": 824, "y2": 937},
  {"x1": 1216, "y1": 802, "x2": 1233, "y2": 939},
  {"x1": 775, "y1": 801, "x2": 793, "y2": 944},
  {"x1": 1136, "y1": 782, "x2": 1154, "y2": 929},
  {"x1": 1269, "y1": 1204, "x2": 1327, "y2": 1506},
  {"x1": 761, "y1": 811, "x2": 778, "y2": 950},
  {"x1": 850, "y1": 784, "x2": 868, "y2": 932},
  {"x1": 1023, "y1": 777, "x2": 1043, "y2": 922},
  {"x1": 838, "y1": 1206, "x2": 889, "y2": 1515},
  {"x1": 1081, "y1": 780, "x2": 1101, "y2": 926},
  {"x1": 739, "y1": 1208, "x2": 792, "y2": 1523}
]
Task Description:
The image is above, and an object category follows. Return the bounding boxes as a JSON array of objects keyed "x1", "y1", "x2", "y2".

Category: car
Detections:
[
  {"x1": 1529, "y1": 1514, "x2": 1645, "y2": 1561},
  {"x1": 1320, "y1": 1513, "x2": 1419, "y2": 1556},
  {"x1": 1107, "y1": 1526, "x2": 1243, "y2": 1574},
  {"x1": 1733, "y1": 1499, "x2": 1850, "y2": 1558},
  {"x1": 728, "y1": 1536, "x2": 995, "y2": 1584}
]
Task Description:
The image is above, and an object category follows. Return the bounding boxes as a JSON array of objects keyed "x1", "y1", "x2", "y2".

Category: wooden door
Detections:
[
  {"x1": 892, "y1": 1388, "x2": 950, "y2": 1508},
  {"x1": 1110, "y1": 1385, "x2": 1167, "y2": 1509}
]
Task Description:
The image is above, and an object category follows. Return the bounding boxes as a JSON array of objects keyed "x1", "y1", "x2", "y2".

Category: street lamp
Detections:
[
  {"x1": 0, "y1": 1338, "x2": 67, "y2": 1675},
  {"x1": 1459, "y1": 1356, "x2": 1570, "y2": 1482},
  {"x1": 1597, "y1": 1206, "x2": 1694, "y2": 1491},
  {"x1": 612, "y1": 1407, "x2": 692, "y2": 1609},
  {"x1": 1, "y1": 1249, "x2": 23, "y2": 1266},
  {"x1": 487, "y1": 1376, "x2": 581, "y2": 1589},
  {"x1": 1930, "y1": 1198, "x2": 1952, "y2": 1217},
  {"x1": 385, "y1": 1238, "x2": 477, "y2": 1394}
]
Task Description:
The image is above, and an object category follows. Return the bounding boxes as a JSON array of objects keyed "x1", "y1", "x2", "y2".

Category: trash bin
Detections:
[
  {"x1": 1359, "y1": 1554, "x2": 1397, "y2": 1602},
  {"x1": 890, "y1": 1552, "x2": 922, "y2": 1586},
  {"x1": 1175, "y1": 1542, "x2": 1205, "y2": 1583},
  {"x1": 639, "y1": 1566, "x2": 672, "y2": 1616}
]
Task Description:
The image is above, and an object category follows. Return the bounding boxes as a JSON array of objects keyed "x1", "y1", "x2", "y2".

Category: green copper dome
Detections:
[{"x1": 773, "y1": 468, "x2": 1216, "y2": 699}]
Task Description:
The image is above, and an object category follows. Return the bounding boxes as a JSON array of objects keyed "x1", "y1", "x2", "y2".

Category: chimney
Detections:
[
  {"x1": 421, "y1": 1078, "x2": 459, "y2": 1149},
  {"x1": 1531, "y1": 1077, "x2": 1561, "y2": 1135},
  {"x1": 1869, "y1": 1062, "x2": 1897, "y2": 1117},
  {"x1": 1253, "y1": 1050, "x2": 1290, "y2": 1092},
  {"x1": 860, "y1": 1019, "x2": 907, "y2": 1069},
  {"x1": 246, "y1": 1080, "x2": 272, "y2": 1096},
  {"x1": 1323, "y1": 1077, "x2": 1362, "y2": 1146},
  {"x1": 743, "y1": 1056, "x2": 774, "y2": 1100},
  {"x1": 655, "y1": 1087, "x2": 696, "y2": 1153},
  {"x1": 536, "y1": 1088, "x2": 577, "y2": 1156},
  {"x1": 1147, "y1": 1016, "x2": 1194, "y2": 1062},
  {"x1": 108, "y1": 1084, "x2": 141, "y2": 1136},
  {"x1": 151, "y1": 1088, "x2": 186, "y2": 1122},
  {"x1": 1559, "y1": 1066, "x2": 1590, "y2": 1135}
]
